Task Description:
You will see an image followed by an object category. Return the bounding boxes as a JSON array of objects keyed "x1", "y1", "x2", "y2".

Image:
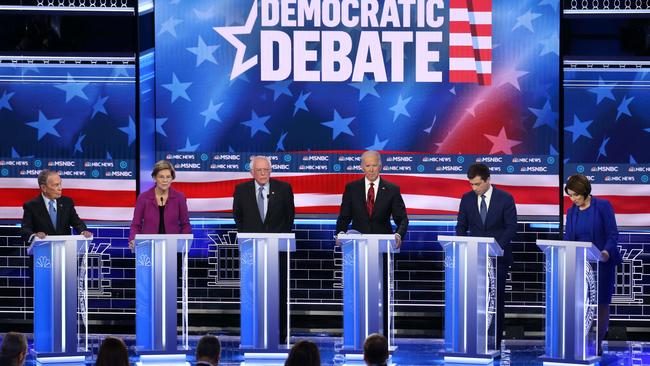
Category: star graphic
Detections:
[
  {"x1": 162, "y1": 73, "x2": 192, "y2": 103},
  {"x1": 266, "y1": 80, "x2": 293, "y2": 101},
  {"x1": 539, "y1": 33, "x2": 559, "y2": 56},
  {"x1": 158, "y1": 16, "x2": 183, "y2": 38},
  {"x1": 588, "y1": 77, "x2": 616, "y2": 105},
  {"x1": 106, "y1": 151, "x2": 113, "y2": 160},
  {"x1": 539, "y1": 0, "x2": 559, "y2": 11},
  {"x1": 119, "y1": 116, "x2": 137, "y2": 146},
  {"x1": 564, "y1": 114, "x2": 593, "y2": 143},
  {"x1": 549, "y1": 144, "x2": 559, "y2": 156},
  {"x1": 449, "y1": 86, "x2": 456, "y2": 95},
  {"x1": 529, "y1": 100, "x2": 558, "y2": 129},
  {"x1": 11, "y1": 147, "x2": 33, "y2": 159},
  {"x1": 512, "y1": 10, "x2": 542, "y2": 32},
  {"x1": 349, "y1": 77, "x2": 380, "y2": 101},
  {"x1": 365, "y1": 135, "x2": 389, "y2": 150},
  {"x1": 293, "y1": 91, "x2": 311, "y2": 116},
  {"x1": 201, "y1": 100, "x2": 223, "y2": 126},
  {"x1": 187, "y1": 36, "x2": 220, "y2": 67},
  {"x1": 229, "y1": 72, "x2": 250, "y2": 87},
  {"x1": 178, "y1": 138, "x2": 200, "y2": 152},
  {"x1": 597, "y1": 136, "x2": 610, "y2": 160},
  {"x1": 322, "y1": 110, "x2": 355, "y2": 140},
  {"x1": 630, "y1": 155, "x2": 637, "y2": 164},
  {"x1": 390, "y1": 95, "x2": 412, "y2": 122},
  {"x1": 55, "y1": 74, "x2": 89, "y2": 103},
  {"x1": 616, "y1": 95, "x2": 634, "y2": 121},
  {"x1": 26, "y1": 111, "x2": 62, "y2": 140},
  {"x1": 0, "y1": 90, "x2": 15, "y2": 111},
  {"x1": 193, "y1": 5, "x2": 216, "y2": 20},
  {"x1": 74, "y1": 134, "x2": 86, "y2": 154},
  {"x1": 466, "y1": 98, "x2": 485, "y2": 117},
  {"x1": 242, "y1": 111, "x2": 271, "y2": 137},
  {"x1": 214, "y1": 0, "x2": 259, "y2": 79},
  {"x1": 91, "y1": 95, "x2": 109, "y2": 118},
  {"x1": 484, "y1": 127, "x2": 522, "y2": 154},
  {"x1": 276, "y1": 132, "x2": 288, "y2": 151},
  {"x1": 424, "y1": 116, "x2": 437, "y2": 134},
  {"x1": 156, "y1": 118, "x2": 168, "y2": 137},
  {"x1": 495, "y1": 66, "x2": 529, "y2": 91}
]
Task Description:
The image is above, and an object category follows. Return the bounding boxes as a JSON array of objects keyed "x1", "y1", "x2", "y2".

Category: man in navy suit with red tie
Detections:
[{"x1": 456, "y1": 163, "x2": 517, "y2": 348}]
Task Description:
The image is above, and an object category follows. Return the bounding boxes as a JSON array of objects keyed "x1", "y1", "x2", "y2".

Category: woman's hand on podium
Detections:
[
  {"x1": 128, "y1": 240, "x2": 135, "y2": 251},
  {"x1": 35, "y1": 232, "x2": 47, "y2": 239},
  {"x1": 81, "y1": 230, "x2": 93, "y2": 238},
  {"x1": 394, "y1": 233, "x2": 402, "y2": 249},
  {"x1": 600, "y1": 250, "x2": 610, "y2": 263}
]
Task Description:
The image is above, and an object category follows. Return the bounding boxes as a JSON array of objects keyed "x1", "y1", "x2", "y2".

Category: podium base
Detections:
[
  {"x1": 540, "y1": 355, "x2": 600, "y2": 365},
  {"x1": 30, "y1": 350, "x2": 89, "y2": 364},
  {"x1": 443, "y1": 350, "x2": 499, "y2": 364}
]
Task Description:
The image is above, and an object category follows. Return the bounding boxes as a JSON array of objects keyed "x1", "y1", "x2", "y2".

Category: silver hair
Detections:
[
  {"x1": 360, "y1": 150, "x2": 382, "y2": 165},
  {"x1": 37, "y1": 169, "x2": 58, "y2": 187},
  {"x1": 249, "y1": 155, "x2": 272, "y2": 171}
]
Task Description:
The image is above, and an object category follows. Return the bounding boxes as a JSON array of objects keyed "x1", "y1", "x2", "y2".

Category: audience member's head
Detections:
[
  {"x1": 196, "y1": 335, "x2": 221, "y2": 365},
  {"x1": 95, "y1": 336, "x2": 129, "y2": 366},
  {"x1": 0, "y1": 332, "x2": 27, "y2": 366},
  {"x1": 363, "y1": 333, "x2": 389, "y2": 366},
  {"x1": 284, "y1": 340, "x2": 320, "y2": 366}
]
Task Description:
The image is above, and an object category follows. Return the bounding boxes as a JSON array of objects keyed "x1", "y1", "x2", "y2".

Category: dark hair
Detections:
[
  {"x1": 151, "y1": 160, "x2": 176, "y2": 180},
  {"x1": 564, "y1": 174, "x2": 591, "y2": 199},
  {"x1": 285, "y1": 340, "x2": 320, "y2": 366},
  {"x1": 95, "y1": 336, "x2": 129, "y2": 366},
  {"x1": 467, "y1": 163, "x2": 490, "y2": 181},
  {"x1": 1, "y1": 332, "x2": 27, "y2": 366},
  {"x1": 363, "y1": 333, "x2": 388, "y2": 366},
  {"x1": 196, "y1": 335, "x2": 221, "y2": 363}
]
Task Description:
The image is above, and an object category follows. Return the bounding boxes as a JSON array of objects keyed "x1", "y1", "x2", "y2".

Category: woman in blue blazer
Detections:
[{"x1": 564, "y1": 174, "x2": 621, "y2": 355}]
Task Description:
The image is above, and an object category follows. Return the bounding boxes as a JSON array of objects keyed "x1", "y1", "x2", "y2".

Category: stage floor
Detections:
[{"x1": 21, "y1": 335, "x2": 650, "y2": 365}]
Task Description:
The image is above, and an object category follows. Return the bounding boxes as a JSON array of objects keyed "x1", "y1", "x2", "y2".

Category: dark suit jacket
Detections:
[
  {"x1": 564, "y1": 196, "x2": 621, "y2": 266},
  {"x1": 456, "y1": 186, "x2": 517, "y2": 264},
  {"x1": 336, "y1": 177, "x2": 408, "y2": 238},
  {"x1": 20, "y1": 195, "x2": 87, "y2": 244},
  {"x1": 232, "y1": 178, "x2": 295, "y2": 233}
]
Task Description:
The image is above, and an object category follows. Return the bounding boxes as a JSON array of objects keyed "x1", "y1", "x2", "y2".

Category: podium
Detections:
[
  {"x1": 28, "y1": 235, "x2": 91, "y2": 362},
  {"x1": 339, "y1": 233, "x2": 399, "y2": 360},
  {"x1": 537, "y1": 239, "x2": 600, "y2": 365},
  {"x1": 237, "y1": 232, "x2": 296, "y2": 358},
  {"x1": 438, "y1": 235, "x2": 503, "y2": 364},
  {"x1": 134, "y1": 234, "x2": 193, "y2": 356}
]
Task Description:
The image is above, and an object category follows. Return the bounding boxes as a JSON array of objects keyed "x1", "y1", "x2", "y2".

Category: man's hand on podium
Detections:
[
  {"x1": 81, "y1": 230, "x2": 93, "y2": 238},
  {"x1": 35, "y1": 232, "x2": 47, "y2": 240},
  {"x1": 600, "y1": 250, "x2": 610, "y2": 263},
  {"x1": 128, "y1": 240, "x2": 135, "y2": 251},
  {"x1": 334, "y1": 232, "x2": 345, "y2": 247},
  {"x1": 394, "y1": 233, "x2": 402, "y2": 249}
]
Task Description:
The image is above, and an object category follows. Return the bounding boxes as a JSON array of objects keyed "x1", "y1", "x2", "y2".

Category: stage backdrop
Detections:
[{"x1": 154, "y1": 0, "x2": 561, "y2": 216}]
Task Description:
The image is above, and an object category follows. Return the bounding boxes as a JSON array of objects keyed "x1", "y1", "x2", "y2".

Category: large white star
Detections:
[{"x1": 214, "y1": 0, "x2": 259, "y2": 80}]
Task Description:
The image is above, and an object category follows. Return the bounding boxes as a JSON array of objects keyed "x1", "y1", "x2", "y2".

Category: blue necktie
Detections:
[
  {"x1": 258, "y1": 186, "x2": 265, "y2": 221},
  {"x1": 480, "y1": 194, "x2": 487, "y2": 225},
  {"x1": 48, "y1": 200, "x2": 57, "y2": 229}
]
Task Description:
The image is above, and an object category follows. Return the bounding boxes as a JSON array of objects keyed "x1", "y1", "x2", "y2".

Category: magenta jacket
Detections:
[{"x1": 129, "y1": 186, "x2": 191, "y2": 241}]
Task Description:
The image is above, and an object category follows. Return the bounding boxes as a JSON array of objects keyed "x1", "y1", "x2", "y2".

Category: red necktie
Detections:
[{"x1": 367, "y1": 182, "x2": 375, "y2": 216}]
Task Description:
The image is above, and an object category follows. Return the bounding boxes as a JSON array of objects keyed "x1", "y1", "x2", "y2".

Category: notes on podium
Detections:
[
  {"x1": 28, "y1": 235, "x2": 92, "y2": 362},
  {"x1": 537, "y1": 239, "x2": 601, "y2": 365},
  {"x1": 438, "y1": 235, "x2": 503, "y2": 364}
]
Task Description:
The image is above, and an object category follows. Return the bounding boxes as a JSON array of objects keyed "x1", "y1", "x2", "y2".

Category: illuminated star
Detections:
[
  {"x1": 200, "y1": 100, "x2": 223, "y2": 127},
  {"x1": 484, "y1": 127, "x2": 522, "y2": 154},
  {"x1": 293, "y1": 91, "x2": 311, "y2": 116},
  {"x1": 389, "y1": 95, "x2": 412, "y2": 122},
  {"x1": 597, "y1": 136, "x2": 610, "y2": 160},
  {"x1": 162, "y1": 73, "x2": 192, "y2": 103},
  {"x1": 588, "y1": 77, "x2": 616, "y2": 105},
  {"x1": 616, "y1": 95, "x2": 634, "y2": 121},
  {"x1": 55, "y1": 74, "x2": 89, "y2": 103},
  {"x1": 74, "y1": 134, "x2": 86, "y2": 154},
  {"x1": 158, "y1": 16, "x2": 183, "y2": 38},
  {"x1": 365, "y1": 135, "x2": 389, "y2": 150},
  {"x1": 186, "y1": 36, "x2": 220, "y2": 67},
  {"x1": 26, "y1": 111, "x2": 62, "y2": 140},
  {"x1": 156, "y1": 118, "x2": 168, "y2": 137},
  {"x1": 214, "y1": 0, "x2": 259, "y2": 79},
  {"x1": 564, "y1": 114, "x2": 593, "y2": 143},
  {"x1": 539, "y1": 33, "x2": 559, "y2": 56},
  {"x1": 119, "y1": 116, "x2": 137, "y2": 146},
  {"x1": 178, "y1": 138, "x2": 200, "y2": 152},
  {"x1": 322, "y1": 110, "x2": 355, "y2": 140},
  {"x1": 529, "y1": 100, "x2": 558, "y2": 129},
  {"x1": 539, "y1": 0, "x2": 559, "y2": 11},
  {"x1": 266, "y1": 80, "x2": 293, "y2": 101},
  {"x1": 242, "y1": 111, "x2": 271, "y2": 137},
  {"x1": 276, "y1": 132, "x2": 288, "y2": 151},
  {"x1": 0, "y1": 90, "x2": 15, "y2": 111},
  {"x1": 91, "y1": 95, "x2": 109, "y2": 118},
  {"x1": 512, "y1": 10, "x2": 542, "y2": 32},
  {"x1": 349, "y1": 77, "x2": 380, "y2": 101},
  {"x1": 496, "y1": 66, "x2": 529, "y2": 91}
]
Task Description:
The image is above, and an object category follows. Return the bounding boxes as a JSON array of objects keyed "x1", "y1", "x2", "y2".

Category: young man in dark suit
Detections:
[
  {"x1": 456, "y1": 163, "x2": 517, "y2": 348},
  {"x1": 21, "y1": 169, "x2": 92, "y2": 244},
  {"x1": 195, "y1": 335, "x2": 221, "y2": 366},
  {"x1": 232, "y1": 155, "x2": 295, "y2": 343}
]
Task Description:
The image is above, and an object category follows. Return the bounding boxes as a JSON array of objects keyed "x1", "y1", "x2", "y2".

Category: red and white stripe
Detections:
[{"x1": 449, "y1": 0, "x2": 492, "y2": 85}]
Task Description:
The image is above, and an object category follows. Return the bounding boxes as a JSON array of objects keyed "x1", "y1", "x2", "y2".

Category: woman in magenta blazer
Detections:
[{"x1": 129, "y1": 160, "x2": 191, "y2": 249}]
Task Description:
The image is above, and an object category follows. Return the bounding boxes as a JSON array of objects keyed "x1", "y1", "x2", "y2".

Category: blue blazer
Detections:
[
  {"x1": 456, "y1": 187, "x2": 518, "y2": 264},
  {"x1": 564, "y1": 196, "x2": 621, "y2": 266}
]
